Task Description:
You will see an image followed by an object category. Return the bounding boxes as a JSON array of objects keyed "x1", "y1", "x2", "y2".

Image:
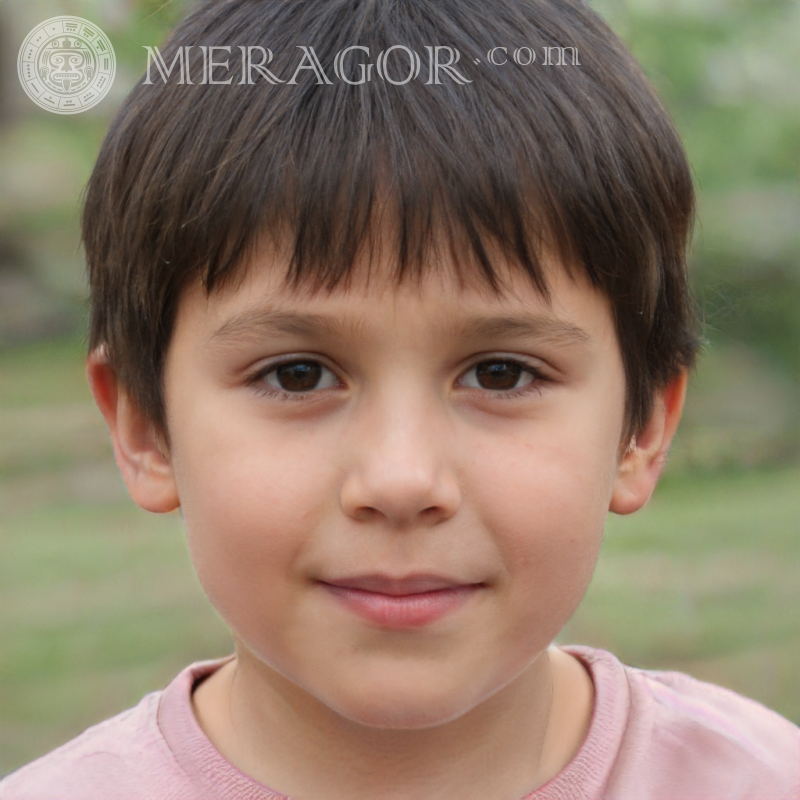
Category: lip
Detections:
[{"x1": 319, "y1": 574, "x2": 483, "y2": 628}]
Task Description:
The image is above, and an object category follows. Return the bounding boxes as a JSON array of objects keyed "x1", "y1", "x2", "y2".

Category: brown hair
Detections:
[{"x1": 83, "y1": 0, "x2": 700, "y2": 440}]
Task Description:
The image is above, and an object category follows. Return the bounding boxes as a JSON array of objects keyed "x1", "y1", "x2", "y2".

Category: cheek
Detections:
[
  {"x1": 470, "y1": 415, "x2": 617, "y2": 527},
  {"x1": 467, "y1": 426, "x2": 614, "y2": 614},
  {"x1": 172, "y1": 420, "x2": 333, "y2": 634}
]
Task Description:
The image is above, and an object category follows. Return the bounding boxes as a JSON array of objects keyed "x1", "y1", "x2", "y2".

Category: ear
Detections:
[
  {"x1": 87, "y1": 348, "x2": 180, "y2": 513},
  {"x1": 610, "y1": 370, "x2": 688, "y2": 516}
]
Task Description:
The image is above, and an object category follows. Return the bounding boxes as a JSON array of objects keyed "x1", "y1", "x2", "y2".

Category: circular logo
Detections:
[{"x1": 17, "y1": 16, "x2": 116, "y2": 114}]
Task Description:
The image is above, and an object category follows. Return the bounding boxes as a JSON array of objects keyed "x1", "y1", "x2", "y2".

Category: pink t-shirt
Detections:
[{"x1": 2, "y1": 646, "x2": 798, "y2": 799}]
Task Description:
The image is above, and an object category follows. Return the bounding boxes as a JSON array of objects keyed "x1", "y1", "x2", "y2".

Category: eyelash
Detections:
[{"x1": 246, "y1": 356, "x2": 550, "y2": 404}]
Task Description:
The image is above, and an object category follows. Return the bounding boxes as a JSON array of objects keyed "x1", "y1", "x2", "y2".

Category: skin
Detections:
[{"x1": 88, "y1": 240, "x2": 686, "y2": 800}]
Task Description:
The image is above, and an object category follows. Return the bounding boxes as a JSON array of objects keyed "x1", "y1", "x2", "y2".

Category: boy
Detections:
[{"x1": 3, "y1": 0, "x2": 798, "y2": 797}]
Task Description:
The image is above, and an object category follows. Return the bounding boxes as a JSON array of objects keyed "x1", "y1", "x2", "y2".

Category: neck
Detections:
[{"x1": 193, "y1": 646, "x2": 591, "y2": 800}]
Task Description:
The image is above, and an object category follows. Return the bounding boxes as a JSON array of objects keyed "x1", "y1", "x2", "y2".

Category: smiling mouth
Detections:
[{"x1": 319, "y1": 575, "x2": 484, "y2": 628}]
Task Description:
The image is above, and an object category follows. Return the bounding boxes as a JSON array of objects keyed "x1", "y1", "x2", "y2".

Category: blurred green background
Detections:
[{"x1": 1, "y1": 0, "x2": 798, "y2": 778}]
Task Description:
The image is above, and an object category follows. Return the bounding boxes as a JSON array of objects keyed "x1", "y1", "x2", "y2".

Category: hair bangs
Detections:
[{"x1": 84, "y1": 0, "x2": 699, "y2": 437}]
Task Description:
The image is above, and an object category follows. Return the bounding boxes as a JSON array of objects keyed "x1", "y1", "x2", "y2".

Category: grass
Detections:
[
  {"x1": 0, "y1": 504, "x2": 232, "y2": 776},
  {"x1": 560, "y1": 468, "x2": 800, "y2": 723},
  {"x1": 1, "y1": 337, "x2": 798, "y2": 777},
  {"x1": 0, "y1": 337, "x2": 92, "y2": 409}
]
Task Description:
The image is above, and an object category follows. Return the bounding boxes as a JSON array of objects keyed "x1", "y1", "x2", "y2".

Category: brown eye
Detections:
[
  {"x1": 475, "y1": 361, "x2": 523, "y2": 390},
  {"x1": 461, "y1": 360, "x2": 538, "y2": 393},
  {"x1": 264, "y1": 360, "x2": 337, "y2": 393}
]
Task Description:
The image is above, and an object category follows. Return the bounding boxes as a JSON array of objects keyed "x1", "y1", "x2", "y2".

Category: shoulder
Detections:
[
  {"x1": 565, "y1": 646, "x2": 800, "y2": 800},
  {"x1": 0, "y1": 692, "x2": 175, "y2": 800},
  {"x1": 0, "y1": 661, "x2": 221, "y2": 800},
  {"x1": 631, "y1": 663, "x2": 799, "y2": 752}
]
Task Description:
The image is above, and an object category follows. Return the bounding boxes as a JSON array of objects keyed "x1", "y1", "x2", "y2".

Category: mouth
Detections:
[{"x1": 318, "y1": 574, "x2": 485, "y2": 628}]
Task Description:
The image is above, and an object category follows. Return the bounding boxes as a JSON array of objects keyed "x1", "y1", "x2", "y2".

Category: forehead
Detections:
[{"x1": 180, "y1": 234, "x2": 617, "y2": 355}]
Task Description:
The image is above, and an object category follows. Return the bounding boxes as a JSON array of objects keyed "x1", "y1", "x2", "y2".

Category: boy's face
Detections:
[{"x1": 117, "y1": 242, "x2": 659, "y2": 728}]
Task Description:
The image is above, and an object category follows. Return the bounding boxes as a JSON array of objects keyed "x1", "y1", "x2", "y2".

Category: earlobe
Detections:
[
  {"x1": 87, "y1": 348, "x2": 180, "y2": 513},
  {"x1": 609, "y1": 370, "x2": 688, "y2": 516}
]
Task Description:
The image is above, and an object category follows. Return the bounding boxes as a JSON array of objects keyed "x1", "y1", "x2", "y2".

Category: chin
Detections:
[
  {"x1": 325, "y1": 680, "x2": 486, "y2": 731},
  {"x1": 340, "y1": 701, "x2": 470, "y2": 730}
]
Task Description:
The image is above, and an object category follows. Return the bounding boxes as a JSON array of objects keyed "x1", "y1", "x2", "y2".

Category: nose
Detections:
[{"x1": 339, "y1": 393, "x2": 461, "y2": 529}]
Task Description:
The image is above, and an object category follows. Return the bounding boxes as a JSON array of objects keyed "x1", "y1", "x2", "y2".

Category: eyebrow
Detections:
[
  {"x1": 457, "y1": 314, "x2": 590, "y2": 344},
  {"x1": 209, "y1": 309, "x2": 590, "y2": 347},
  {"x1": 209, "y1": 310, "x2": 368, "y2": 346}
]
